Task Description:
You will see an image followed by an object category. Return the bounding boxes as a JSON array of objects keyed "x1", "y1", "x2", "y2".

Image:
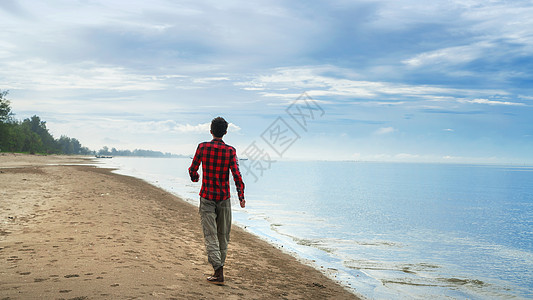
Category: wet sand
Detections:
[{"x1": 0, "y1": 154, "x2": 360, "y2": 299}]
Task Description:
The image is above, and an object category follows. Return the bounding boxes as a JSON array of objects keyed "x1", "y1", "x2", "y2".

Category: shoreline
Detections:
[{"x1": 0, "y1": 154, "x2": 360, "y2": 299}]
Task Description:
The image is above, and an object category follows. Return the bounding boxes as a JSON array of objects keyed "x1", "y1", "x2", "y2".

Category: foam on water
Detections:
[{"x1": 96, "y1": 157, "x2": 533, "y2": 299}]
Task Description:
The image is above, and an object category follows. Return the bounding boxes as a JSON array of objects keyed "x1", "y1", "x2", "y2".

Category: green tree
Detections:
[
  {"x1": 57, "y1": 136, "x2": 83, "y2": 154},
  {"x1": 23, "y1": 115, "x2": 58, "y2": 153},
  {"x1": 0, "y1": 90, "x2": 14, "y2": 151},
  {"x1": 80, "y1": 146, "x2": 93, "y2": 155},
  {"x1": 98, "y1": 146, "x2": 110, "y2": 155},
  {"x1": 57, "y1": 135, "x2": 73, "y2": 154},
  {"x1": 0, "y1": 90, "x2": 12, "y2": 122},
  {"x1": 71, "y1": 138, "x2": 81, "y2": 154},
  {"x1": 18, "y1": 121, "x2": 43, "y2": 154},
  {"x1": 5, "y1": 124, "x2": 22, "y2": 151}
]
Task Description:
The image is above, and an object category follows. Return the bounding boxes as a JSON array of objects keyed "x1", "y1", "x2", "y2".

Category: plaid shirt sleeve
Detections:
[
  {"x1": 188, "y1": 144, "x2": 202, "y2": 182},
  {"x1": 230, "y1": 150, "x2": 245, "y2": 201}
]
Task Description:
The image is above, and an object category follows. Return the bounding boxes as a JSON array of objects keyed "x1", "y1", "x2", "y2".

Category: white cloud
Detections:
[
  {"x1": 459, "y1": 98, "x2": 526, "y2": 106},
  {"x1": 353, "y1": 101, "x2": 406, "y2": 106},
  {"x1": 442, "y1": 155, "x2": 465, "y2": 161},
  {"x1": 175, "y1": 122, "x2": 210, "y2": 133},
  {"x1": 374, "y1": 127, "x2": 397, "y2": 135},
  {"x1": 402, "y1": 42, "x2": 492, "y2": 67},
  {"x1": 192, "y1": 77, "x2": 230, "y2": 84},
  {"x1": 237, "y1": 66, "x2": 505, "y2": 105},
  {"x1": 0, "y1": 57, "x2": 234, "y2": 92},
  {"x1": 0, "y1": 59, "x2": 168, "y2": 91},
  {"x1": 140, "y1": 121, "x2": 241, "y2": 134},
  {"x1": 519, "y1": 95, "x2": 533, "y2": 101}
]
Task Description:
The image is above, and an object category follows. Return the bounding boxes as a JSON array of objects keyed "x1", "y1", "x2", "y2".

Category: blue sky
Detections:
[{"x1": 1, "y1": 0, "x2": 532, "y2": 163}]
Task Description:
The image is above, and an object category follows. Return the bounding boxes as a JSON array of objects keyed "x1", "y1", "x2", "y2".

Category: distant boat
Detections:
[{"x1": 95, "y1": 155, "x2": 113, "y2": 158}]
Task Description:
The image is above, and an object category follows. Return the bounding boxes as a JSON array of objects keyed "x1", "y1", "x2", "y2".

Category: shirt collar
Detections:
[{"x1": 211, "y1": 138, "x2": 225, "y2": 144}]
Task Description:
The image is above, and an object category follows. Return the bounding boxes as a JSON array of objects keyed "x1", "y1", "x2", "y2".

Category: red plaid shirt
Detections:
[{"x1": 189, "y1": 139, "x2": 245, "y2": 201}]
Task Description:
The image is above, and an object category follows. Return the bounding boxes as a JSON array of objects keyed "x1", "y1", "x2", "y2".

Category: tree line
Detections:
[
  {"x1": 0, "y1": 90, "x2": 92, "y2": 155},
  {"x1": 96, "y1": 146, "x2": 184, "y2": 158}
]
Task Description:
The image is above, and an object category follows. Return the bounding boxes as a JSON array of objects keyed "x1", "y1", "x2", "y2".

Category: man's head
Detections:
[{"x1": 210, "y1": 117, "x2": 228, "y2": 138}]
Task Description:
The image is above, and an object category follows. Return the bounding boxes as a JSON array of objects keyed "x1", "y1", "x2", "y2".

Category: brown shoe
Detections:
[{"x1": 207, "y1": 266, "x2": 224, "y2": 285}]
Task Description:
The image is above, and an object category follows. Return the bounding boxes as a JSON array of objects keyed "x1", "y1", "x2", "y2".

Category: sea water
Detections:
[{"x1": 97, "y1": 157, "x2": 533, "y2": 299}]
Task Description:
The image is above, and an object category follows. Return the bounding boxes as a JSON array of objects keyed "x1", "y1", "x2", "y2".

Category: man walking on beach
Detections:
[{"x1": 188, "y1": 117, "x2": 245, "y2": 285}]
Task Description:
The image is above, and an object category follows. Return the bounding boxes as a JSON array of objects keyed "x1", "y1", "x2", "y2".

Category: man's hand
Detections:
[
  {"x1": 239, "y1": 198, "x2": 246, "y2": 208},
  {"x1": 189, "y1": 172, "x2": 199, "y2": 182}
]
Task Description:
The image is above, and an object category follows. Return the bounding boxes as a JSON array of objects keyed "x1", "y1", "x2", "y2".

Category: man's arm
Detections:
[
  {"x1": 188, "y1": 144, "x2": 202, "y2": 182},
  {"x1": 230, "y1": 150, "x2": 245, "y2": 208}
]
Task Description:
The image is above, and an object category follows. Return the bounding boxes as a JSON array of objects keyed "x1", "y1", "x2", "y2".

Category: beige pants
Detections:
[{"x1": 199, "y1": 197, "x2": 232, "y2": 270}]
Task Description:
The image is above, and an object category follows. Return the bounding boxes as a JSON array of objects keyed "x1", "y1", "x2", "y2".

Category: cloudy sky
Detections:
[{"x1": 1, "y1": 0, "x2": 532, "y2": 163}]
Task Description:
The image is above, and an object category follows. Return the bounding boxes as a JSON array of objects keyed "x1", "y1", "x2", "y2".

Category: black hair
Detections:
[{"x1": 211, "y1": 117, "x2": 228, "y2": 138}]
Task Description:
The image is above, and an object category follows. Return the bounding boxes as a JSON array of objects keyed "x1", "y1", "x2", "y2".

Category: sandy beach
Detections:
[{"x1": 0, "y1": 154, "x2": 359, "y2": 299}]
